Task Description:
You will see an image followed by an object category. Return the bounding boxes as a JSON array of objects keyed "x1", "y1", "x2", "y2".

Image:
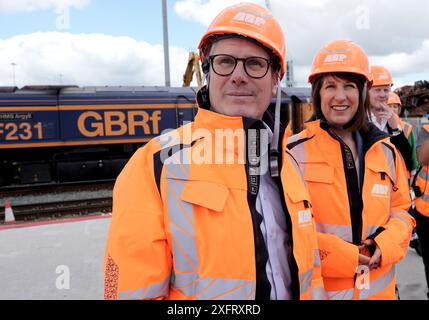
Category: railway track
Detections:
[
  {"x1": 0, "y1": 179, "x2": 115, "y2": 193},
  {"x1": 0, "y1": 182, "x2": 113, "y2": 223}
]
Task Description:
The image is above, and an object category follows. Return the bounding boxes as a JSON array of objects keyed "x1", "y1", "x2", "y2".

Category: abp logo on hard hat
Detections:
[
  {"x1": 232, "y1": 12, "x2": 266, "y2": 27},
  {"x1": 376, "y1": 73, "x2": 389, "y2": 80},
  {"x1": 324, "y1": 54, "x2": 348, "y2": 64}
]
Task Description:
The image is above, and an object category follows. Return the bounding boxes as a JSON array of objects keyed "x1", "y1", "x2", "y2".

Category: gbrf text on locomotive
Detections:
[{"x1": 78, "y1": 110, "x2": 161, "y2": 137}]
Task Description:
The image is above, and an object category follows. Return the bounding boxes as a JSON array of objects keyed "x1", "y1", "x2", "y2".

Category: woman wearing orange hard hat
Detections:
[
  {"x1": 287, "y1": 40, "x2": 415, "y2": 299},
  {"x1": 104, "y1": 2, "x2": 325, "y2": 300}
]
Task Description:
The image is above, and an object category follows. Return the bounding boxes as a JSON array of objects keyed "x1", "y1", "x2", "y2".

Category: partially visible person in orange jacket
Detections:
[
  {"x1": 104, "y1": 2, "x2": 325, "y2": 300},
  {"x1": 387, "y1": 91, "x2": 419, "y2": 173},
  {"x1": 287, "y1": 40, "x2": 415, "y2": 299},
  {"x1": 413, "y1": 124, "x2": 429, "y2": 298},
  {"x1": 387, "y1": 91, "x2": 421, "y2": 258}
]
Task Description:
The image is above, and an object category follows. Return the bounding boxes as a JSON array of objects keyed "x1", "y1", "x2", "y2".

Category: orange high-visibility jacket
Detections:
[
  {"x1": 395, "y1": 114, "x2": 413, "y2": 140},
  {"x1": 415, "y1": 124, "x2": 429, "y2": 216},
  {"x1": 104, "y1": 96, "x2": 325, "y2": 300},
  {"x1": 394, "y1": 114, "x2": 419, "y2": 175},
  {"x1": 287, "y1": 120, "x2": 415, "y2": 300}
]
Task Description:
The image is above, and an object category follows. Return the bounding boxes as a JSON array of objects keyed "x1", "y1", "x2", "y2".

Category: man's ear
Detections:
[{"x1": 202, "y1": 59, "x2": 210, "y2": 74}]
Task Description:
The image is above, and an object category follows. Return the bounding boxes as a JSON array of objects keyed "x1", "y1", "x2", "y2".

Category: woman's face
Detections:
[{"x1": 319, "y1": 75, "x2": 360, "y2": 128}]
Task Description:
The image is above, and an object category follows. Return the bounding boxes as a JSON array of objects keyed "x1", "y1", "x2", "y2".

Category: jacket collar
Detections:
[{"x1": 306, "y1": 119, "x2": 390, "y2": 153}]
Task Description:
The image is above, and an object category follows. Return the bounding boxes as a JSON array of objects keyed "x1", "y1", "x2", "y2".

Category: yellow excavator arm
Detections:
[{"x1": 183, "y1": 52, "x2": 202, "y2": 88}]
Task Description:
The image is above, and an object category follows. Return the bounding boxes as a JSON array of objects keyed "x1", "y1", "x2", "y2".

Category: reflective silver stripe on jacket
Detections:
[
  {"x1": 299, "y1": 268, "x2": 313, "y2": 294},
  {"x1": 380, "y1": 143, "x2": 396, "y2": 183},
  {"x1": 326, "y1": 288, "x2": 354, "y2": 300},
  {"x1": 119, "y1": 275, "x2": 170, "y2": 299},
  {"x1": 390, "y1": 210, "x2": 412, "y2": 228},
  {"x1": 165, "y1": 147, "x2": 256, "y2": 299},
  {"x1": 418, "y1": 169, "x2": 428, "y2": 181},
  {"x1": 358, "y1": 266, "x2": 395, "y2": 299},
  {"x1": 311, "y1": 285, "x2": 327, "y2": 300},
  {"x1": 287, "y1": 135, "x2": 308, "y2": 176},
  {"x1": 315, "y1": 222, "x2": 352, "y2": 242},
  {"x1": 325, "y1": 266, "x2": 396, "y2": 300},
  {"x1": 314, "y1": 249, "x2": 321, "y2": 268}
]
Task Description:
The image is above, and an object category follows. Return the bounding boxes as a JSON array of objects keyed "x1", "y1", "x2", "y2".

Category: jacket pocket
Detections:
[
  {"x1": 180, "y1": 180, "x2": 229, "y2": 212},
  {"x1": 366, "y1": 161, "x2": 395, "y2": 185},
  {"x1": 283, "y1": 176, "x2": 312, "y2": 205},
  {"x1": 367, "y1": 162, "x2": 396, "y2": 195},
  {"x1": 304, "y1": 162, "x2": 335, "y2": 184}
]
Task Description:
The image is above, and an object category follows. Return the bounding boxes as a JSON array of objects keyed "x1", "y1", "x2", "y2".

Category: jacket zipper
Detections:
[{"x1": 326, "y1": 129, "x2": 362, "y2": 245}]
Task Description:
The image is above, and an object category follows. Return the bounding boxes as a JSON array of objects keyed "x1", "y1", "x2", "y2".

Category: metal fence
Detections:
[{"x1": 403, "y1": 116, "x2": 429, "y2": 138}]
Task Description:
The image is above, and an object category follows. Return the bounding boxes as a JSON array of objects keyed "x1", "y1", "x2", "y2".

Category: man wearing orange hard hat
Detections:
[
  {"x1": 368, "y1": 66, "x2": 414, "y2": 174},
  {"x1": 369, "y1": 67, "x2": 420, "y2": 299},
  {"x1": 104, "y1": 2, "x2": 324, "y2": 300}
]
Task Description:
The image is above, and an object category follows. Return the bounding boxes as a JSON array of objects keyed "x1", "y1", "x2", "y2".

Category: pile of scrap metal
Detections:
[{"x1": 396, "y1": 80, "x2": 429, "y2": 117}]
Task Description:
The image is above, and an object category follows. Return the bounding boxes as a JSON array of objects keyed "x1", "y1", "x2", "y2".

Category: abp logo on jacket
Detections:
[
  {"x1": 298, "y1": 209, "x2": 312, "y2": 227},
  {"x1": 371, "y1": 184, "x2": 389, "y2": 198}
]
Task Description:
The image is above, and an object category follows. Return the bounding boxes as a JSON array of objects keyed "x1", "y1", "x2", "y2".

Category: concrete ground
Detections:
[
  {"x1": 0, "y1": 216, "x2": 427, "y2": 300},
  {"x1": 0, "y1": 216, "x2": 110, "y2": 300},
  {"x1": 396, "y1": 246, "x2": 428, "y2": 300}
]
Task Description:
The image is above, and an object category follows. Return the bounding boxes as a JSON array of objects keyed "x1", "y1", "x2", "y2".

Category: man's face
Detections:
[
  {"x1": 208, "y1": 37, "x2": 278, "y2": 120},
  {"x1": 369, "y1": 85, "x2": 391, "y2": 112}
]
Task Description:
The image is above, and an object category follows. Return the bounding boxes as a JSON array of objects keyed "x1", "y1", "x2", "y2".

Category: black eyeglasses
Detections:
[{"x1": 209, "y1": 54, "x2": 272, "y2": 79}]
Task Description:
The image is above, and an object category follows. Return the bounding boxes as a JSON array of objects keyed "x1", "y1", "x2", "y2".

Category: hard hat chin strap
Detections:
[
  {"x1": 270, "y1": 76, "x2": 282, "y2": 178},
  {"x1": 362, "y1": 81, "x2": 368, "y2": 106}
]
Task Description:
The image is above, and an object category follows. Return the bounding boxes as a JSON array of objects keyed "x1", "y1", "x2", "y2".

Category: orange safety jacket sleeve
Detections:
[
  {"x1": 316, "y1": 233, "x2": 359, "y2": 278},
  {"x1": 287, "y1": 128, "x2": 359, "y2": 279},
  {"x1": 104, "y1": 142, "x2": 171, "y2": 300},
  {"x1": 372, "y1": 147, "x2": 416, "y2": 267},
  {"x1": 282, "y1": 148, "x2": 327, "y2": 299}
]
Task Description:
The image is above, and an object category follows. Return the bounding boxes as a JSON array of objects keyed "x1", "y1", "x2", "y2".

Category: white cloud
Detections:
[
  {"x1": 175, "y1": 0, "x2": 429, "y2": 86},
  {"x1": 371, "y1": 40, "x2": 429, "y2": 75},
  {"x1": 174, "y1": 0, "x2": 265, "y2": 26},
  {"x1": 173, "y1": 0, "x2": 332, "y2": 25},
  {"x1": 0, "y1": 32, "x2": 193, "y2": 87},
  {"x1": 0, "y1": 0, "x2": 90, "y2": 13}
]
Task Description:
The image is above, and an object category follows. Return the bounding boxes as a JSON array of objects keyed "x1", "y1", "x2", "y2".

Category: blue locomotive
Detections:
[{"x1": 0, "y1": 85, "x2": 310, "y2": 187}]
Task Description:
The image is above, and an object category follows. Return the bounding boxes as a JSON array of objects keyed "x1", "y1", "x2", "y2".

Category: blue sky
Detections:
[
  {"x1": 0, "y1": 0, "x2": 204, "y2": 49},
  {"x1": 0, "y1": 0, "x2": 428, "y2": 88}
]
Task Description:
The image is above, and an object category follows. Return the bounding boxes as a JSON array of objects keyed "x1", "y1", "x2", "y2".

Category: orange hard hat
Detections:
[
  {"x1": 198, "y1": 2, "x2": 286, "y2": 79},
  {"x1": 388, "y1": 92, "x2": 402, "y2": 105},
  {"x1": 370, "y1": 65, "x2": 393, "y2": 87},
  {"x1": 308, "y1": 39, "x2": 370, "y2": 84}
]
